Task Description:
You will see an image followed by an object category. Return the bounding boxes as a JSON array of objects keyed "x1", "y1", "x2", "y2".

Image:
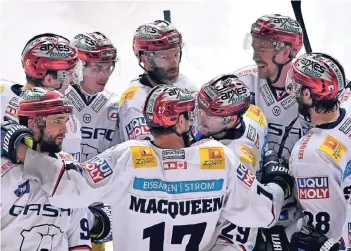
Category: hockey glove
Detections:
[
  {"x1": 89, "y1": 203, "x2": 112, "y2": 243},
  {"x1": 1, "y1": 117, "x2": 34, "y2": 163},
  {"x1": 290, "y1": 226, "x2": 340, "y2": 251},
  {"x1": 258, "y1": 149, "x2": 294, "y2": 199}
]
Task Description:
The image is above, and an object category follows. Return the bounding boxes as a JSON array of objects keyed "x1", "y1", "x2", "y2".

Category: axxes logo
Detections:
[
  {"x1": 34, "y1": 42, "x2": 73, "y2": 58},
  {"x1": 272, "y1": 17, "x2": 300, "y2": 32},
  {"x1": 218, "y1": 87, "x2": 248, "y2": 104},
  {"x1": 297, "y1": 177, "x2": 329, "y2": 199},
  {"x1": 298, "y1": 58, "x2": 327, "y2": 78},
  {"x1": 126, "y1": 117, "x2": 149, "y2": 140},
  {"x1": 236, "y1": 164, "x2": 255, "y2": 187},
  {"x1": 82, "y1": 157, "x2": 113, "y2": 183},
  {"x1": 81, "y1": 127, "x2": 114, "y2": 141}
]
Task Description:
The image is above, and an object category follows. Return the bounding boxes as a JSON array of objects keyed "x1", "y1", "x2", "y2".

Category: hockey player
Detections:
[
  {"x1": 1, "y1": 33, "x2": 83, "y2": 160},
  {"x1": 5, "y1": 85, "x2": 295, "y2": 251},
  {"x1": 237, "y1": 14, "x2": 309, "y2": 160},
  {"x1": 285, "y1": 52, "x2": 349, "y2": 251},
  {"x1": 1, "y1": 88, "x2": 92, "y2": 251},
  {"x1": 66, "y1": 31, "x2": 120, "y2": 162},
  {"x1": 194, "y1": 74, "x2": 268, "y2": 250},
  {"x1": 118, "y1": 20, "x2": 198, "y2": 142}
]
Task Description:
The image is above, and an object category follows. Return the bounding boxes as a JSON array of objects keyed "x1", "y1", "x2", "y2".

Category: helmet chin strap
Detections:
[{"x1": 268, "y1": 52, "x2": 294, "y2": 84}]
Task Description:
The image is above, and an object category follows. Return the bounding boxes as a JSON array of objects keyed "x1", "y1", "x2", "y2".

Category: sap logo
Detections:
[
  {"x1": 297, "y1": 177, "x2": 329, "y2": 200},
  {"x1": 81, "y1": 127, "x2": 114, "y2": 141},
  {"x1": 268, "y1": 123, "x2": 302, "y2": 138}
]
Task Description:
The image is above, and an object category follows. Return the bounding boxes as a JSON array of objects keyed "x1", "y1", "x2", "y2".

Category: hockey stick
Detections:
[
  {"x1": 163, "y1": 10, "x2": 172, "y2": 23},
  {"x1": 291, "y1": 0, "x2": 312, "y2": 53}
]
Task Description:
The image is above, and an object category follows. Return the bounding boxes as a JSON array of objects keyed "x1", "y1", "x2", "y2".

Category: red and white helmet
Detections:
[
  {"x1": 286, "y1": 52, "x2": 346, "y2": 101},
  {"x1": 18, "y1": 87, "x2": 73, "y2": 118},
  {"x1": 249, "y1": 14, "x2": 303, "y2": 57},
  {"x1": 133, "y1": 20, "x2": 183, "y2": 61},
  {"x1": 143, "y1": 85, "x2": 195, "y2": 128},
  {"x1": 21, "y1": 33, "x2": 79, "y2": 80},
  {"x1": 198, "y1": 74, "x2": 251, "y2": 117},
  {"x1": 72, "y1": 32, "x2": 117, "y2": 63}
]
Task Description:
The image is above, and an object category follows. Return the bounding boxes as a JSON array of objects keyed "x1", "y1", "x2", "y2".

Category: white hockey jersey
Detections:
[
  {"x1": 0, "y1": 79, "x2": 82, "y2": 160},
  {"x1": 65, "y1": 84, "x2": 120, "y2": 161},
  {"x1": 289, "y1": 108, "x2": 351, "y2": 241},
  {"x1": 234, "y1": 65, "x2": 310, "y2": 160},
  {"x1": 23, "y1": 139, "x2": 285, "y2": 251},
  {"x1": 1, "y1": 154, "x2": 91, "y2": 251},
  {"x1": 211, "y1": 105, "x2": 268, "y2": 251},
  {"x1": 118, "y1": 74, "x2": 198, "y2": 142}
]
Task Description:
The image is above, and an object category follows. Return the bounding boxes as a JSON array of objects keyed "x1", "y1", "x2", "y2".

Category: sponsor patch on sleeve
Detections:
[
  {"x1": 199, "y1": 147, "x2": 225, "y2": 170},
  {"x1": 297, "y1": 176, "x2": 329, "y2": 199},
  {"x1": 319, "y1": 135, "x2": 346, "y2": 163},
  {"x1": 245, "y1": 105, "x2": 266, "y2": 128},
  {"x1": 126, "y1": 117, "x2": 150, "y2": 140},
  {"x1": 236, "y1": 164, "x2": 255, "y2": 187},
  {"x1": 14, "y1": 180, "x2": 30, "y2": 197},
  {"x1": 82, "y1": 157, "x2": 113, "y2": 183},
  {"x1": 119, "y1": 86, "x2": 140, "y2": 108},
  {"x1": 239, "y1": 144, "x2": 257, "y2": 170},
  {"x1": 131, "y1": 146, "x2": 157, "y2": 168}
]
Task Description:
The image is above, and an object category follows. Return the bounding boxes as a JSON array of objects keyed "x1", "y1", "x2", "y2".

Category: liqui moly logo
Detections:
[{"x1": 297, "y1": 176, "x2": 329, "y2": 200}]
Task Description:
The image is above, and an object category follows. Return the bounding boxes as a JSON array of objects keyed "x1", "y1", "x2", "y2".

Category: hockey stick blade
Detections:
[{"x1": 291, "y1": 0, "x2": 312, "y2": 53}]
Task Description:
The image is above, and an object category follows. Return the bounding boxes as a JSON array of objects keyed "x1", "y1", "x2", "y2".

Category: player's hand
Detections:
[
  {"x1": 290, "y1": 226, "x2": 340, "y2": 251},
  {"x1": 1, "y1": 117, "x2": 34, "y2": 163},
  {"x1": 258, "y1": 149, "x2": 294, "y2": 199},
  {"x1": 89, "y1": 203, "x2": 112, "y2": 243}
]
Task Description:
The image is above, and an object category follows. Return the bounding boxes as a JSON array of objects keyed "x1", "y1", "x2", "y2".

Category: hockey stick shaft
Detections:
[
  {"x1": 164, "y1": 10, "x2": 171, "y2": 23},
  {"x1": 291, "y1": 0, "x2": 312, "y2": 53}
]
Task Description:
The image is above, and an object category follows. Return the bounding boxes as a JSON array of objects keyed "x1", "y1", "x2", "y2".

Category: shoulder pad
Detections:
[
  {"x1": 119, "y1": 86, "x2": 141, "y2": 108},
  {"x1": 245, "y1": 105, "x2": 267, "y2": 128}
]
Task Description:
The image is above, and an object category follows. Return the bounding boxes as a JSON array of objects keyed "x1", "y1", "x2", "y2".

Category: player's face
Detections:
[
  {"x1": 197, "y1": 108, "x2": 227, "y2": 136},
  {"x1": 82, "y1": 62, "x2": 115, "y2": 93},
  {"x1": 148, "y1": 47, "x2": 181, "y2": 85},
  {"x1": 40, "y1": 114, "x2": 69, "y2": 153},
  {"x1": 251, "y1": 36, "x2": 279, "y2": 79}
]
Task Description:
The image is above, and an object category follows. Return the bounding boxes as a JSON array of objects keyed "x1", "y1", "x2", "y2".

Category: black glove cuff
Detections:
[
  {"x1": 270, "y1": 177, "x2": 291, "y2": 199},
  {"x1": 89, "y1": 206, "x2": 111, "y2": 241}
]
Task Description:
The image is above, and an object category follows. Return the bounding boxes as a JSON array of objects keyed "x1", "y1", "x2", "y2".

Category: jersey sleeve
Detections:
[
  {"x1": 67, "y1": 208, "x2": 92, "y2": 251},
  {"x1": 22, "y1": 144, "x2": 130, "y2": 208},
  {"x1": 62, "y1": 114, "x2": 82, "y2": 161},
  {"x1": 222, "y1": 150, "x2": 284, "y2": 228}
]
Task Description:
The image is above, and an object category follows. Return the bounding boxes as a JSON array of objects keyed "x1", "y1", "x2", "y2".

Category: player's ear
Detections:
[
  {"x1": 28, "y1": 118, "x2": 40, "y2": 134},
  {"x1": 228, "y1": 115, "x2": 238, "y2": 128},
  {"x1": 302, "y1": 88, "x2": 312, "y2": 105}
]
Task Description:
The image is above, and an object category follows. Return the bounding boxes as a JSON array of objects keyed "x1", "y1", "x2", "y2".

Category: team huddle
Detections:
[{"x1": 1, "y1": 12, "x2": 350, "y2": 251}]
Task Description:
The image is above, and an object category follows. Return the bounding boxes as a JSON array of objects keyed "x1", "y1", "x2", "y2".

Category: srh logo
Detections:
[{"x1": 297, "y1": 177, "x2": 329, "y2": 199}]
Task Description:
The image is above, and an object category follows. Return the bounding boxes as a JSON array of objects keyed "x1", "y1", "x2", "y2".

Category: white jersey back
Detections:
[
  {"x1": 289, "y1": 108, "x2": 351, "y2": 240},
  {"x1": 0, "y1": 79, "x2": 82, "y2": 160},
  {"x1": 118, "y1": 74, "x2": 198, "y2": 142},
  {"x1": 23, "y1": 139, "x2": 285, "y2": 251},
  {"x1": 1, "y1": 154, "x2": 91, "y2": 251},
  {"x1": 65, "y1": 84, "x2": 120, "y2": 161},
  {"x1": 213, "y1": 105, "x2": 268, "y2": 250},
  {"x1": 235, "y1": 66, "x2": 310, "y2": 159}
]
